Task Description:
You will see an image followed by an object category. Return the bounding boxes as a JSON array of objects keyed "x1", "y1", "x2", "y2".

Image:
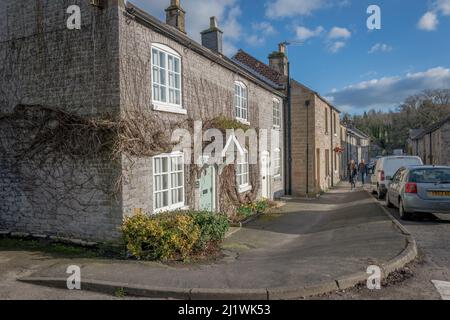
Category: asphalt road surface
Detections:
[{"x1": 318, "y1": 188, "x2": 450, "y2": 300}]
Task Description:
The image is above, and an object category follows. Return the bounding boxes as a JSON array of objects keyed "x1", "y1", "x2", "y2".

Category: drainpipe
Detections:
[
  {"x1": 330, "y1": 108, "x2": 334, "y2": 187},
  {"x1": 284, "y1": 62, "x2": 292, "y2": 195},
  {"x1": 305, "y1": 100, "x2": 310, "y2": 196}
]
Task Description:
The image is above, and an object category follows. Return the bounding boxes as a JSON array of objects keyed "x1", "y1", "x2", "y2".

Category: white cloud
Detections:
[
  {"x1": 324, "y1": 27, "x2": 351, "y2": 53},
  {"x1": 326, "y1": 67, "x2": 450, "y2": 111},
  {"x1": 436, "y1": 0, "x2": 450, "y2": 15},
  {"x1": 264, "y1": 0, "x2": 350, "y2": 19},
  {"x1": 247, "y1": 22, "x2": 278, "y2": 46},
  {"x1": 265, "y1": 0, "x2": 328, "y2": 19},
  {"x1": 295, "y1": 26, "x2": 324, "y2": 41},
  {"x1": 368, "y1": 43, "x2": 393, "y2": 54},
  {"x1": 327, "y1": 27, "x2": 351, "y2": 39},
  {"x1": 418, "y1": 11, "x2": 439, "y2": 31},
  {"x1": 328, "y1": 41, "x2": 346, "y2": 53},
  {"x1": 252, "y1": 21, "x2": 277, "y2": 36}
]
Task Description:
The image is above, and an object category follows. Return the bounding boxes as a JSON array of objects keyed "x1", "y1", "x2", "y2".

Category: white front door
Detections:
[
  {"x1": 199, "y1": 165, "x2": 215, "y2": 212},
  {"x1": 261, "y1": 151, "x2": 270, "y2": 199}
]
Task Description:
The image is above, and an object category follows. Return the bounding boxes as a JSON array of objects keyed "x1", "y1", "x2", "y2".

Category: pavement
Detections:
[
  {"x1": 319, "y1": 190, "x2": 450, "y2": 300},
  {"x1": 12, "y1": 183, "x2": 417, "y2": 300}
]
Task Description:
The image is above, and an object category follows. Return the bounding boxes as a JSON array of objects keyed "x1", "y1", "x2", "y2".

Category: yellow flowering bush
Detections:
[
  {"x1": 122, "y1": 212, "x2": 200, "y2": 261},
  {"x1": 122, "y1": 210, "x2": 229, "y2": 261}
]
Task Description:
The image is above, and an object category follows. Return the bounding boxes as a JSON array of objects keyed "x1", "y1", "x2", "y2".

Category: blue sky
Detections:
[{"x1": 131, "y1": 0, "x2": 450, "y2": 114}]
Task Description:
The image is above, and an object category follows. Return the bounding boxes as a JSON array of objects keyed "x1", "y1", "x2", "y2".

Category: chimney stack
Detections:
[
  {"x1": 165, "y1": 0, "x2": 186, "y2": 33},
  {"x1": 201, "y1": 17, "x2": 223, "y2": 54},
  {"x1": 268, "y1": 43, "x2": 289, "y2": 76}
]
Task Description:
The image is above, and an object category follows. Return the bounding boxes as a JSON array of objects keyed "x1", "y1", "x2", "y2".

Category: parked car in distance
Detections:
[
  {"x1": 386, "y1": 166, "x2": 450, "y2": 219},
  {"x1": 371, "y1": 156, "x2": 423, "y2": 199}
]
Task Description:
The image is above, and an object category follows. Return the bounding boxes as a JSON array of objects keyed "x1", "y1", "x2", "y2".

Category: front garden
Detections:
[{"x1": 121, "y1": 199, "x2": 273, "y2": 262}]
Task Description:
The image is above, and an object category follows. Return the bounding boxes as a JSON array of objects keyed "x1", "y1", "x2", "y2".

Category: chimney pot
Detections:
[
  {"x1": 165, "y1": 0, "x2": 186, "y2": 33},
  {"x1": 210, "y1": 16, "x2": 218, "y2": 29},
  {"x1": 201, "y1": 16, "x2": 223, "y2": 54},
  {"x1": 268, "y1": 43, "x2": 289, "y2": 76}
]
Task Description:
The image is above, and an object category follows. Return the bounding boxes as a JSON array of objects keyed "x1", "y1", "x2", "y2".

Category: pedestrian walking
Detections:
[
  {"x1": 359, "y1": 159, "x2": 367, "y2": 186},
  {"x1": 348, "y1": 160, "x2": 358, "y2": 190}
]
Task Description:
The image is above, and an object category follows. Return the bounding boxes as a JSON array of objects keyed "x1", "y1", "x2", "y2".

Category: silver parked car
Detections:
[
  {"x1": 371, "y1": 156, "x2": 423, "y2": 199},
  {"x1": 386, "y1": 166, "x2": 450, "y2": 220}
]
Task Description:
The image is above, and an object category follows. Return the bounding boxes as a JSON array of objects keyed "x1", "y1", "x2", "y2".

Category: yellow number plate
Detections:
[{"x1": 430, "y1": 191, "x2": 450, "y2": 197}]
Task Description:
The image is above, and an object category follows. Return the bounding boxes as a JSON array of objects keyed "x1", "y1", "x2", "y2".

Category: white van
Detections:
[{"x1": 371, "y1": 156, "x2": 423, "y2": 199}]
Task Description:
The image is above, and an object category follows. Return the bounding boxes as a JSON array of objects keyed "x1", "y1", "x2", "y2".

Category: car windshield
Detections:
[{"x1": 409, "y1": 168, "x2": 450, "y2": 183}]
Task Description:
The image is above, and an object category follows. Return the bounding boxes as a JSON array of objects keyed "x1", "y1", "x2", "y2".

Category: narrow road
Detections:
[{"x1": 319, "y1": 186, "x2": 450, "y2": 300}]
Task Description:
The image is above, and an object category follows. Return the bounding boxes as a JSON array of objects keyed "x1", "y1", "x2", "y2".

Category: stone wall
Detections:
[
  {"x1": 414, "y1": 121, "x2": 450, "y2": 166},
  {"x1": 442, "y1": 123, "x2": 450, "y2": 166},
  {"x1": 0, "y1": 0, "x2": 123, "y2": 241},
  {"x1": 290, "y1": 81, "x2": 315, "y2": 197},
  {"x1": 290, "y1": 82, "x2": 341, "y2": 197}
]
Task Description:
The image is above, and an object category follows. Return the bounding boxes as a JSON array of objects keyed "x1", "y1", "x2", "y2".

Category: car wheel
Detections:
[
  {"x1": 385, "y1": 193, "x2": 394, "y2": 208},
  {"x1": 399, "y1": 199, "x2": 410, "y2": 220}
]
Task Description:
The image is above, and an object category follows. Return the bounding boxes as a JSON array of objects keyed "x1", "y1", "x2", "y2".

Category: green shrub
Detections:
[
  {"x1": 187, "y1": 211, "x2": 229, "y2": 251},
  {"x1": 255, "y1": 199, "x2": 269, "y2": 213},
  {"x1": 122, "y1": 210, "x2": 229, "y2": 261},
  {"x1": 237, "y1": 204, "x2": 254, "y2": 217},
  {"x1": 236, "y1": 199, "x2": 270, "y2": 219}
]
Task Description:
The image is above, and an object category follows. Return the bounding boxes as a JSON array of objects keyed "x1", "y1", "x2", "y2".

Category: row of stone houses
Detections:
[
  {"x1": 408, "y1": 116, "x2": 450, "y2": 166},
  {"x1": 0, "y1": 0, "x2": 355, "y2": 242},
  {"x1": 233, "y1": 48, "x2": 344, "y2": 197},
  {"x1": 340, "y1": 126, "x2": 371, "y2": 178}
]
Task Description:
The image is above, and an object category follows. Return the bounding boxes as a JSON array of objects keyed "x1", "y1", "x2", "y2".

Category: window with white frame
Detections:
[
  {"x1": 236, "y1": 150, "x2": 250, "y2": 190},
  {"x1": 235, "y1": 81, "x2": 248, "y2": 122},
  {"x1": 153, "y1": 153, "x2": 185, "y2": 212},
  {"x1": 273, "y1": 99, "x2": 281, "y2": 128},
  {"x1": 151, "y1": 44, "x2": 182, "y2": 109},
  {"x1": 273, "y1": 148, "x2": 281, "y2": 177}
]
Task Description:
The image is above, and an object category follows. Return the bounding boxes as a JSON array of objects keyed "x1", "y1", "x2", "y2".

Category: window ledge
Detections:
[
  {"x1": 236, "y1": 118, "x2": 250, "y2": 126},
  {"x1": 152, "y1": 103, "x2": 187, "y2": 115},
  {"x1": 238, "y1": 185, "x2": 252, "y2": 193},
  {"x1": 154, "y1": 203, "x2": 187, "y2": 214},
  {"x1": 273, "y1": 125, "x2": 281, "y2": 130},
  {"x1": 274, "y1": 174, "x2": 282, "y2": 181}
]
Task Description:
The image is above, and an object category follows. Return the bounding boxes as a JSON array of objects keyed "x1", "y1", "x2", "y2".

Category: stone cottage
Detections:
[
  {"x1": 340, "y1": 125, "x2": 371, "y2": 179},
  {"x1": 0, "y1": 0, "x2": 285, "y2": 242},
  {"x1": 233, "y1": 46, "x2": 343, "y2": 197},
  {"x1": 408, "y1": 115, "x2": 450, "y2": 165}
]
